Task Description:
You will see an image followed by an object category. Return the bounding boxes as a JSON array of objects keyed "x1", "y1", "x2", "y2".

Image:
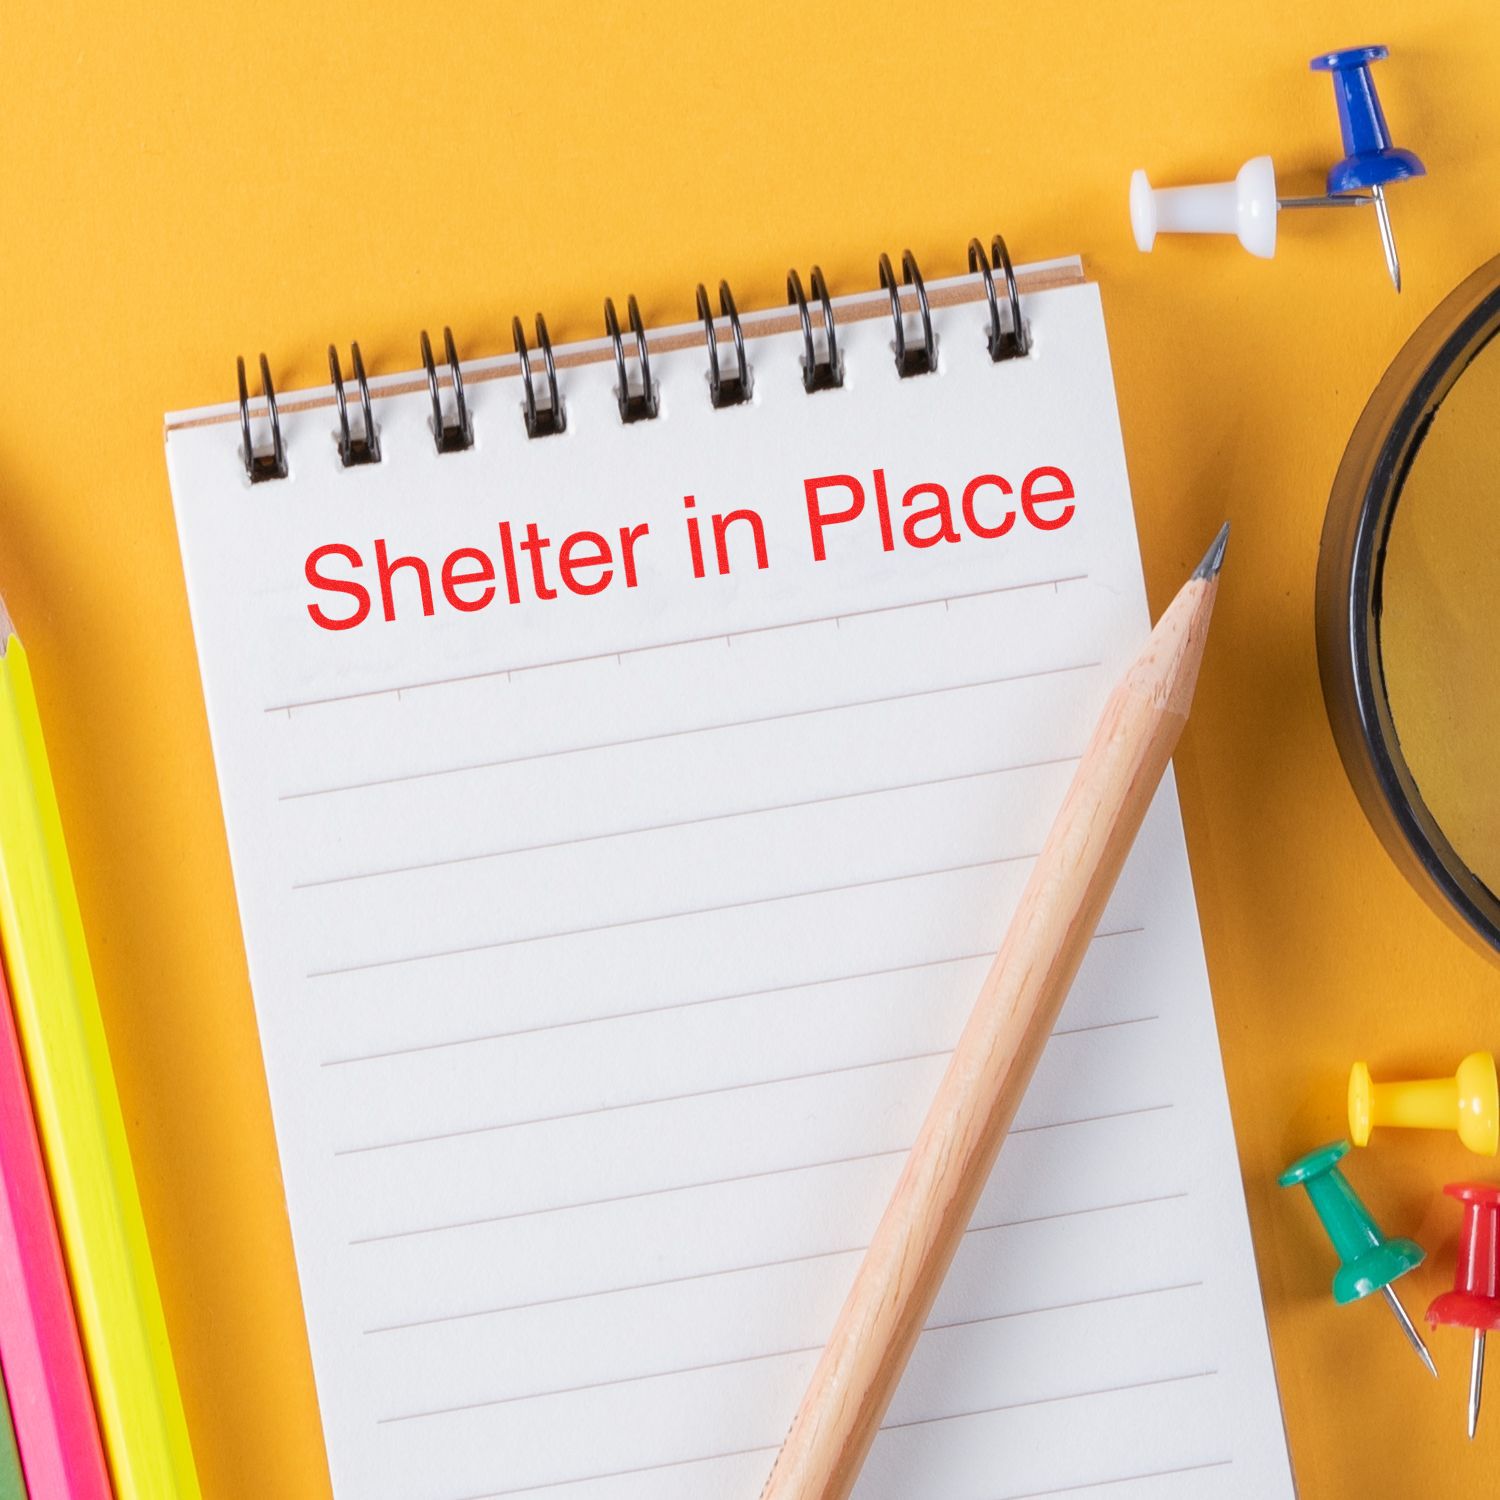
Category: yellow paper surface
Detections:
[{"x1": 3, "y1": 4, "x2": 1500, "y2": 1496}]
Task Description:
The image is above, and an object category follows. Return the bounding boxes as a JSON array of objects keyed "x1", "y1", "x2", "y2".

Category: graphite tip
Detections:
[{"x1": 1192, "y1": 522, "x2": 1231, "y2": 581}]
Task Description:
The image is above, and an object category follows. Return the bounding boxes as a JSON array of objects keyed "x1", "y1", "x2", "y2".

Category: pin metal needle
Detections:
[
  {"x1": 1382, "y1": 1284, "x2": 1439, "y2": 1376},
  {"x1": 1276, "y1": 193, "x2": 1372, "y2": 209},
  {"x1": 1371, "y1": 185, "x2": 1402, "y2": 293},
  {"x1": 1470, "y1": 1331, "x2": 1485, "y2": 1439}
]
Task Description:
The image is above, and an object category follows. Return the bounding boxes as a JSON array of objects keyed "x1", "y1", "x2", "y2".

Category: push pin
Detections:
[
  {"x1": 1349, "y1": 1052, "x2": 1499, "y2": 1157},
  {"x1": 1427, "y1": 1184, "x2": 1500, "y2": 1438},
  {"x1": 1310, "y1": 45, "x2": 1425, "y2": 291},
  {"x1": 1131, "y1": 156, "x2": 1278, "y2": 259},
  {"x1": 1131, "y1": 43, "x2": 1421, "y2": 290},
  {"x1": 1278, "y1": 1140, "x2": 1436, "y2": 1376},
  {"x1": 1130, "y1": 155, "x2": 1371, "y2": 260}
]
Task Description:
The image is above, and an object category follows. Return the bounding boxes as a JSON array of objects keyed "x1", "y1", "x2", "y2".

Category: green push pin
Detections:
[{"x1": 1279, "y1": 1140, "x2": 1437, "y2": 1376}]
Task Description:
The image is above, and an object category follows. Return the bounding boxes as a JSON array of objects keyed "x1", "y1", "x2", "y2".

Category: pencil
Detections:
[
  {"x1": 0, "y1": 949, "x2": 112, "y2": 1499},
  {"x1": 0, "y1": 594, "x2": 201, "y2": 1499},
  {"x1": 759, "y1": 525, "x2": 1229, "y2": 1500}
]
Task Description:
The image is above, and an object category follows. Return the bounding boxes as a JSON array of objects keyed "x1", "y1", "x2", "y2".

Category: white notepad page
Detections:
[{"x1": 165, "y1": 263, "x2": 1294, "y2": 1500}]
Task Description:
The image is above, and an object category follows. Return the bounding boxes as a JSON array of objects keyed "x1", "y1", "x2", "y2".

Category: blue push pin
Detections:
[{"x1": 1311, "y1": 45, "x2": 1425, "y2": 291}]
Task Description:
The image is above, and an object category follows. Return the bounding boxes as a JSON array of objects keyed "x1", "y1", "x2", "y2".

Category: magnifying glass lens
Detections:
[
  {"x1": 1318, "y1": 259, "x2": 1500, "y2": 955},
  {"x1": 1380, "y1": 334, "x2": 1500, "y2": 899}
]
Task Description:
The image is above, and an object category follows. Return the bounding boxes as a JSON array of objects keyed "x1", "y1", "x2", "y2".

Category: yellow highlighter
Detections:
[{"x1": 0, "y1": 595, "x2": 201, "y2": 1499}]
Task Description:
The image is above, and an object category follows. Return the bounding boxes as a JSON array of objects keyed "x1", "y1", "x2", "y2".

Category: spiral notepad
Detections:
[{"x1": 164, "y1": 244, "x2": 1294, "y2": 1500}]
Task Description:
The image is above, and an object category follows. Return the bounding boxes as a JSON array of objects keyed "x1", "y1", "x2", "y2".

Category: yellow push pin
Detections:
[{"x1": 1349, "y1": 1052, "x2": 1499, "y2": 1156}]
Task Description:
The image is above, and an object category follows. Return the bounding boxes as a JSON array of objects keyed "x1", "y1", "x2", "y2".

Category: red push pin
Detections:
[{"x1": 1427, "y1": 1183, "x2": 1500, "y2": 1438}]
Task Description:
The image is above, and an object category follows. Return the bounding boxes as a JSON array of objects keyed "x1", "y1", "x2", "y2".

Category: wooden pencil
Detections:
[
  {"x1": 0, "y1": 948, "x2": 113, "y2": 1499},
  {"x1": 0, "y1": 593, "x2": 201, "y2": 1499},
  {"x1": 759, "y1": 525, "x2": 1229, "y2": 1500}
]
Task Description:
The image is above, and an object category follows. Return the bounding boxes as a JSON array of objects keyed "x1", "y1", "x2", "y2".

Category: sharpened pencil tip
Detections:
[{"x1": 1192, "y1": 523, "x2": 1230, "y2": 581}]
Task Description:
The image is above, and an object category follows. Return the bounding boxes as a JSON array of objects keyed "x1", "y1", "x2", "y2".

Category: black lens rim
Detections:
[{"x1": 1317, "y1": 254, "x2": 1500, "y2": 960}]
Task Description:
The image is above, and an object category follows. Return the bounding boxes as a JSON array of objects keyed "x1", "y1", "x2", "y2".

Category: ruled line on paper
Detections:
[
  {"x1": 278, "y1": 660, "x2": 1102, "y2": 801},
  {"x1": 363, "y1": 1183, "x2": 1188, "y2": 1335},
  {"x1": 1009, "y1": 1104, "x2": 1174, "y2": 1136},
  {"x1": 263, "y1": 574, "x2": 1090, "y2": 714},
  {"x1": 883, "y1": 1368, "x2": 1219, "y2": 1432},
  {"x1": 350, "y1": 1145, "x2": 912, "y2": 1245},
  {"x1": 292, "y1": 754, "x2": 1082, "y2": 890},
  {"x1": 438, "y1": 1368, "x2": 1217, "y2": 1500},
  {"x1": 378, "y1": 1280, "x2": 1205, "y2": 1424},
  {"x1": 306, "y1": 851, "x2": 1040, "y2": 979},
  {"x1": 1052, "y1": 1011, "x2": 1158, "y2": 1039},
  {"x1": 318, "y1": 928, "x2": 1147, "y2": 1068},
  {"x1": 333, "y1": 1016, "x2": 1170, "y2": 1158},
  {"x1": 349, "y1": 1017, "x2": 1162, "y2": 1243},
  {"x1": 445, "y1": 1438, "x2": 775, "y2": 1500},
  {"x1": 322, "y1": 950, "x2": 995, "y2": 1064},
  {"x1": 347, "y1": 1023, "x2": 1161, "y2": 1243},
  {"x1": 984, "y1": 1458, "x2": 1234, "y2": 1500},
  {"x1": 333, "y1": 1047, "x2": 953, "y2": 1157}
]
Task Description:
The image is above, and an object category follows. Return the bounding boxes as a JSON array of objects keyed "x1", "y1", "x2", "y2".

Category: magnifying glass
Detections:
[{"x1": 1318, "y1": 255, "x2": 1500, "y2": 956}]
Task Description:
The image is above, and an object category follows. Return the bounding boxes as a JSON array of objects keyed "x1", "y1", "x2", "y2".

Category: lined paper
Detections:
[{"x1": 165, "y1": 267, "x2": 1294, "y2": 1499}]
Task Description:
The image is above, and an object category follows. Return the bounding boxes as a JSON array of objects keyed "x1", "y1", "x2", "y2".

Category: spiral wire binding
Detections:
[
  {"x1": 787, "y1": 266, "x2": 842, "y2": 392},
  {"x1": 329, "y1": 343, "x2": 381, "y2": 466},
  {"x1": 420, "y1": 327, "x2": 474, "y2": 453},
  {"x1": 237, "y1": 354, "x2": 287, "y2": 482},
  {"x1": 878, "y1": 249, "x2": 935, "y2": 377},
  {"x1": 968, "y1": 235, "x2": 1030, "y2": 361},
  {"x1": 696, "y1": 281, "x2": 752, "y2": 408},
  {"x1": 512, "y1": 314, "x2": 566, "y2": 438},
  {"x1": 231, "y1": 233, "x2": 1035, "y2": 478},
  {"x1": 604, "y1": 294, "x2": 658, "y2": 423}
]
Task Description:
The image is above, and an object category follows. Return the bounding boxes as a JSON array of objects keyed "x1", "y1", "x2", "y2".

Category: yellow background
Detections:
[{"x1": 3, "y1": 2, "x2": 1499, "y2": 1494}]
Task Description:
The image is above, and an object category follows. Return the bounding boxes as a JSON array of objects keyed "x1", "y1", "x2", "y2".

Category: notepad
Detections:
[{"x1": 164, "y1": 257, "x2": 1295, "y2": 1499}]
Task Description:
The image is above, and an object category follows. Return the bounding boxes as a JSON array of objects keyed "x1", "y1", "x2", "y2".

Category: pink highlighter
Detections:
[{"x1": 0, "y1": 957, "x2": 112, "y2": 1498}]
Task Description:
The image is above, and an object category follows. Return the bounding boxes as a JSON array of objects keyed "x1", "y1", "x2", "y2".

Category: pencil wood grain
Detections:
[{"x1": 758, "y1": 533, "x2": 1225, "y2": 1500}]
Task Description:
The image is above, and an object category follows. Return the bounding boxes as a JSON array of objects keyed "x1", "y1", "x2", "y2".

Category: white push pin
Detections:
[{"x1": 1130, "y1": 155, "x2": 1371, "y2": 260}]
